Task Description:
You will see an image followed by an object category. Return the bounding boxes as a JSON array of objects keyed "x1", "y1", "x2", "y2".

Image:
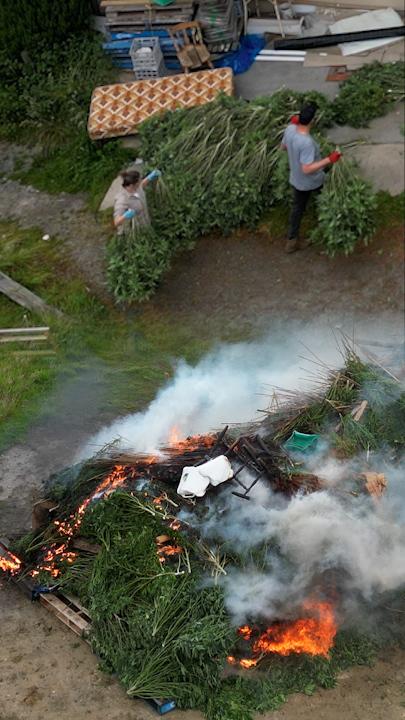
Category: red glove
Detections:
[
  {"x1": 329, "y1": 150, "x2": 342, "y2": 164},
  {"x1": 290, "y1": 115, "x2": 299, "y2": 125}
]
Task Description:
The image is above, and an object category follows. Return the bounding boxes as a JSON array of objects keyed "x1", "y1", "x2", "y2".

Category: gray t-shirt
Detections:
[
  {"x1": 282, "y1": 124, "x2": 325, "y2": 191},
  {"x1": 114, "y1": 185, "x2": 150, "y2": 235}
]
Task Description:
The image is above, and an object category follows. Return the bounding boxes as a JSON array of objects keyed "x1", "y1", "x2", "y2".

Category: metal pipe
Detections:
[
  {"x1": 256, "y1": 56, "x2": 305, "y2": 62},
  {"x1": 274, "y1": 25, "x2": 405, "y2": 51}
]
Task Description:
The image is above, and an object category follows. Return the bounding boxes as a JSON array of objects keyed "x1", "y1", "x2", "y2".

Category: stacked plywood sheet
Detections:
[
  {"x1": 101, "y1": 0, "x2": 193, "y2": 32},
  {"x1": 87, "y1": 67, "x2": 233, "y2": 139}
]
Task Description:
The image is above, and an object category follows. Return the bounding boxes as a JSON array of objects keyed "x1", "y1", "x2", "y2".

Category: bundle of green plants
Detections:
[
  {"x1": 332, "y1": 61, "x2": 405, "y2": 128},
  {"x1": 311, "y1": 157, "x2": 377, "y2": 256},
  {"x1": 107, "y1": 225, "x2": 171, "y2": 302},
  {"x1": 266, "y1": 349, "x2": 404, "y2": 457},
  {"x1": 56, "y1": 490, "x2": 235, "y2": 706},
  {"x1": 142, "y1": 95, "x2": 285, "y2": 245},
  {"x1": 250, "y1": 88, "x2": 336, "y2": 130}
]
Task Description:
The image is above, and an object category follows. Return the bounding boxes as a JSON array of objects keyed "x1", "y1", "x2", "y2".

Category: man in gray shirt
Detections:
[{"x1": 281, "y1": 103, "x2": 341, "y2": 253}]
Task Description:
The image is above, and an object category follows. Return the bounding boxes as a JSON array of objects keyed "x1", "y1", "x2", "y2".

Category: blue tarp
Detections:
[
  {"x1": 215, "y1": 34, "x2": 265, "y2": 74},
  {"x1": 104, "y1": 33, "x2": 265, "y2": 75}
]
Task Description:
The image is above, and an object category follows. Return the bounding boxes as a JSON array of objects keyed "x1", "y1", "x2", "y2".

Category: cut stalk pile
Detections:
[{"x1": 107, "y1": 62, "x2": 404, "y2": 301}]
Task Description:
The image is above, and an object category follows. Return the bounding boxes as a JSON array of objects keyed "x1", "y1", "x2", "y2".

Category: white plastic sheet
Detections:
[
  {"x1": 177, "y1": 455, "x2": 233, "y2": 499},
  {"x1": 329, "y1": 9, "x2": 404, "y2": 57}
]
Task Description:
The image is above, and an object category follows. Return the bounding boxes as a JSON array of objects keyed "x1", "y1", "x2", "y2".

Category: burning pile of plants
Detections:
[{"x1": 3, "y1": 347, "x2": 405, "y2": 719}]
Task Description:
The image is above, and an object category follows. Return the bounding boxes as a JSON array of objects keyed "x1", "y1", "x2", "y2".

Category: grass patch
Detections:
[
  {"x1": 0, "y1": 222, "x2": 220, "y2": 449},
  {"x1": 15, "y1": 134, "x2": 136, "y2": 211}
]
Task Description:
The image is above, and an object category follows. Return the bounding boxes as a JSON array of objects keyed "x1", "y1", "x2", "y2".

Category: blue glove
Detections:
[
  {"x1": 146, "y1": 169, "x2": 161, "y2": 182},
  {"x1": 123, "y1": 209, "x2": 136, "y2": 220}
]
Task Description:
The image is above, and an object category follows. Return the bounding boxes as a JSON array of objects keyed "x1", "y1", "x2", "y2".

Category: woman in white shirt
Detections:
[{"x1": 113, "y1": 168, "x2": 161, "y2": 234}]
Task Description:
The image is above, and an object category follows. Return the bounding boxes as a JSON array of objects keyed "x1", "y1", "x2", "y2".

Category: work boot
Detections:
[{"x1": 284, "y1": 237, "x2": 299, "y2": 253}]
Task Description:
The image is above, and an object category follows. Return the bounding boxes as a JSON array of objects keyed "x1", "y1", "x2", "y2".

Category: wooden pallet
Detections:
[
  {"x1": 0, "y1": 326, "x2": 50, "y2": 344},
  {"x1": 39, "y1": 592, "x2": 92, "y2": 638}
]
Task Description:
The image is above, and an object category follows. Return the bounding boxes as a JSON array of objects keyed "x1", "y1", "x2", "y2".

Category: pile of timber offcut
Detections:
[{"x1": 101, "y1": 0, "x2": 194, "y2": 33}]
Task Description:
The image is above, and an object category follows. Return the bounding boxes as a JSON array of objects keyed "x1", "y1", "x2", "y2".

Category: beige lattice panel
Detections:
[{"x1": 87, "y1": 68, "x2": 233, "y2": 140}]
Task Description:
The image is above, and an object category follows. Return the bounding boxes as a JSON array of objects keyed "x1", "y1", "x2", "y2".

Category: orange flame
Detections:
[
  {"x1": 30, "y1": 465, "x2": 129, "y2": 579},
  {"x1": 239, "y1": 658, "x2": 259, "y2": 669},
  {"x1": 238, "y1": 625, "x2": 253, "y2": 640},
  {"x1": 157, "y1": 544, "x2": 183, "y2": 557},
  {"x1": 228, "y1": 601, "x2": 337, "y2": 669},
  {"x1": 0, "y1": 548, "x2": 22, "y2": 575},
  {"x1": 166, "y1": 428, "x2": 216, "y2": 454},
  {"x1": 169, "y1": 519, "x2": 181, "y2": 531},
  {"x1": 168, "y1": 425, "x2": 182, "y2": 445},
  {"x1": 253, "y1": 601, "x2": 337, "y2": 658}
]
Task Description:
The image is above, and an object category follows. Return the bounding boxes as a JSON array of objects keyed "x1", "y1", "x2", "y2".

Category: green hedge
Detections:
[{"x1": 0, "y1": 0, "x2": 92, "y2": 58}]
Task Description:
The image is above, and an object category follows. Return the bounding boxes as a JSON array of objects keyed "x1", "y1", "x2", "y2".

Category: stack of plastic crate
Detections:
[{"x1": 130, "y1": 36, "x2": 166, "y2": 78}]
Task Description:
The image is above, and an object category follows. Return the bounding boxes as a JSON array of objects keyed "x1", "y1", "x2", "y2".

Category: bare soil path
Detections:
[{"x1": 147, "y1": 222, "x2": 404, "y2": 338}]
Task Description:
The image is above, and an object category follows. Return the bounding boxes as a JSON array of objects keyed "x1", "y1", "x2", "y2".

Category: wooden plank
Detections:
[
  {"x1": 102, "y1": 0, "x2": 191, "y2": 6},
  {"x1": 107, "y1": 17, "x2": 191, "y2": 26},
  {"x1": 0, "y1": 271, "x2": 64, "y2": 319},
  {"x1": 61, "y1": 591, "x2": 93, "y2": 619},
  {"x1": 291, "y1": 0, "x2": 404, "y2": 9},
  {"x1": 0, "y1": 335, "x2": 48, "y2": 343},
  {"x1": 106, "y1": 3, "x2": 191, "y2": 12},
  {"x1": 72, "y1": 537, "x2": 102, "y2": 555},
  {"x1": 11, "y1": 350, "x2": 56, "y2": 356},
  {"x1": 39, "y1": 594, "x2": 91, "y2": 636},
  {"x1": 0, "y1": 326, "x2": 49, "y2": 335}
]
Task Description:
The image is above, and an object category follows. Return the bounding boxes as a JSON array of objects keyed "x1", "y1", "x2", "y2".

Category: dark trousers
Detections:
[{"x1": 288, "y1": 185, "x2": 322, "y2": 240}]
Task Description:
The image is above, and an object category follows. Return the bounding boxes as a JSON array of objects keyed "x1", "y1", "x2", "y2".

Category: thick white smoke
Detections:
[
  {"x1": 79, "y1": 329, "x2": 341, "y2": 459},
  {"x1": 77, "y1": 325, "x2": 404, "y2": 627},
  {"x1": 196, "y1": 462, "x2": 405, "y2": 624}
]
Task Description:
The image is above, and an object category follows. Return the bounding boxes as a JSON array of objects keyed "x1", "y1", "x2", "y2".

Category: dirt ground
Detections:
[
  {"x1": 1, "y1": 141, "x2": 405, "y2": 719},
  {"x1": 1, "y1": 581, "x2": 405, "y2": 720},
  {"x1": 147, "y1": 222, "x2": 404, "y2": 336}
]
